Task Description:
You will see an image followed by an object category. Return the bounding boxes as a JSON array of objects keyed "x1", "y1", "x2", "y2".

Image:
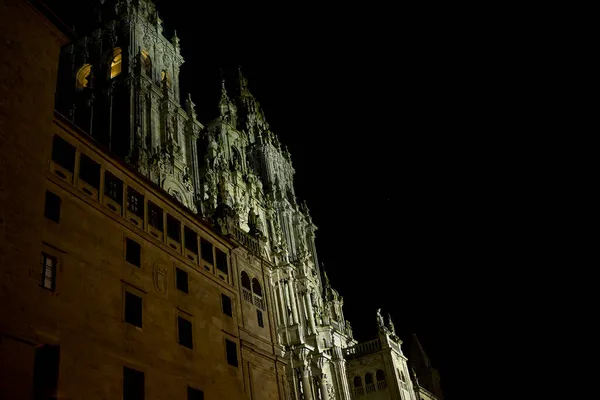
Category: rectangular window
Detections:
[
  {"x1": 176, "y1": 267, "x2": 189, "y2": 294},
  {"x1": 126, "y1": 238, "x2": 141, "y2": 267},
  {"x1": 221, "y1": 294, "x2": 232, "y2": 317},
  {"x1": 216, "y1": 248, "x2": 228, "y2": 274},
  {"x1": 167, "y1": 214, "x2": 181, "y2": 242},
  {"x1": 40, "y1": 253, "x2": 56, "y2": 291},
  {"x1": 32, "y1": 344, "x2": 60, "y2": 400},
  {"x1": 105, "y1": 171, "x2": 123, "y2": 204},
  {"x1": 225, "y1": 339, "x2": 238, "y2": 367},
  {"x1": 51, "y1": 135, "x2": 75, "y2": 172},
  {"x1": 127, "y1": 187, "x2": 144, "y2": 217},
  {"x1": 125, "y1": 291, "x2": 142, "y2": 328},
  {"x1": 188, "y1": 387, "x2": 204, "y2": 400},
  {"x1": 123, "y1": 366, "x2": 144, "y2": 400},
  {"x1": 184, "y1": 227, "x2": 198, "y2": 253},
  {"x1": 178, "y1": 316, "x2": 193, "y2": 349},
  {"x1": 79, "y1": 153, "x2": 100, "y2": 188},
  {"x1": 201, "y1": 238, "x2": 214, "y2": 264},
  {"x1": 148, "y1": 201, "x2": 163, "y2": 232},
  {"x1": 257, "y1": 309, "x2": 264, "y2": 328},
  {"x1": 44, "y1": 190, "x2": 61, "y2": 223}
]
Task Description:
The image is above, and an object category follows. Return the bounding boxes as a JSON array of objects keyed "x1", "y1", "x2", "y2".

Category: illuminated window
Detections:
[
  {"x1": 41, "y1": 253, "x2": 56, "y2": 291},
  {"x1": 76, "y1": 64, "x2": 91, "y2": 89},
  {"x1": 110, "y1": 48, "x2": 122, "y2": 79},
  {"x1": 141, "y1": 50, "x2": 152, "y2": 76}
]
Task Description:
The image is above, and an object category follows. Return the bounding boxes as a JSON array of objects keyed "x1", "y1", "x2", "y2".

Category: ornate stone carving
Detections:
[{"x1": 153, "y1": 263, "x2": 167, "y2": 295}]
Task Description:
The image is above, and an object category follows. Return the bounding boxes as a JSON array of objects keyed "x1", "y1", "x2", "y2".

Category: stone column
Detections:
[
  {"x1": 332, "y1": 347, "x2": 351, "y2": 400},
  {"x1": 301, "y1": 367, "x2": 314, "y2": 400},
  {"x1": 306, "y1": 291, "x2": 317, "y2": 333},
  {"x1": 283, "y1": 280, "x2": 294, "y2": 325},
  {"x1": 288, "y1": 279, "x2": 299, "y2": 324},
  {"x1": 276, "y1": 284, "x2": 286, "y2": 326}
]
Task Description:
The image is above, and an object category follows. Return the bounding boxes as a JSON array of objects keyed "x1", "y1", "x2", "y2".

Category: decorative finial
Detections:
[
  {"x1": 387, "y1": 313, "x2": 396, "y2": 334},
  {"x1": 171, "y1": 30, "x2": 180, "y2": 47}
]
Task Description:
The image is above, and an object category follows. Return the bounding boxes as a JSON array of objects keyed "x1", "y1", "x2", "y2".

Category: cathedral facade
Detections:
[{"x1": 0, "y1": 1, "x2": 443, "y2": 399}]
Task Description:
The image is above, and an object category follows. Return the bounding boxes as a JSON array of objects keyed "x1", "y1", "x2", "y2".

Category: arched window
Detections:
[
  {"x1": 365, "y1": 373, "x2": 374, "y2": 385},
  {"x1": 141, "y1": 49, "x2": 152, "y2": 76},
  {"x1": 252, "y1": 278, "x2": 262, "y2": 297},
  {"x1": 241, "y1": 271, "x2": 251, "y2": 290},
  {"x1": 353, "y1": 376, "x2": 363, "y2": 387},
  {"x1": 110, "y1": 48, "x2": 122, "y2": 79},
  {"x1": 76, "y1": 64, "x2": 91, "y2": 89},
  {"x1": 376, "y1": 369, "x2": 387, "y2": 390}
]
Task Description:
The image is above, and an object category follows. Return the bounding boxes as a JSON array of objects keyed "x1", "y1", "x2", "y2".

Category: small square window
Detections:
[
  {"x1": 184, "y1": 227, "x2": 198, "y2": 253},
  {"x1": 44, "y1": 191, "x2": 61, "y2": 223},
  {"x1": 178, "y1": 316, "x2": 193, "y2": 349},
  {"x1": 40, "y1": 253, "x2": 56, "y2": 291},
  {"x1": 79, "y1": 154, "x2": 100, "y2": 188},
  {"x1": 221, "y1": 294, "x2": 232, "y2": 317},
  {"x1": 125, "y1": 291, "x2": 142, "y2": 327},
  {"x1": 148, "y1": 201, "x2": 163, "y2": 232},
  {"x1": 126, "y1": 238, "x2": 141, "y2": 267},
  {"x1": 123, "y1": 366, "x2": 144, "y2": 400},
  {"x1": 51, "y1": 135, "x2": 75, "y2": 172},
  {"x1": 216, "y1": 248, "x2": 228, "y2": 274},
  {"x1": 176, "y1": 267, "x2": 189, "y2": 294},
  {"x1": 257, "y1": 309, "x2": 264, "y2": 328},
  {"x1": 201, "y1": 239, "x2": 213, "y2": 264},
  {"x1": 225, "y1": 339, "x2": 238, "y2": 367},
  {"x1": 188, "y1": 386, "x2": 204, "y2": 400},
  {"x1": 167, "y1": 214, "x2": 181, "y2": 242},
  {"x1": 127, "y1": 187, "x2": 144, "y2": 217},
  {"x1": 104, "y1": 171, "x2": 123, "y2": 204}
]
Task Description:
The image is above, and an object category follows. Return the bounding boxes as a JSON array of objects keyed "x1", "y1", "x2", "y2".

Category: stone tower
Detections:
[{"x1": 55, "y1": 0, "x2": 202, "y2": 212}]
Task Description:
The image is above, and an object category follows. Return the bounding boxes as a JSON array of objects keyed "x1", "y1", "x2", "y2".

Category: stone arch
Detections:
[
  {"x1": 241, "y1": 271, "x2": 251, "y2": 290},
  {"x1": 76, "y1": 64, "x2": 91, "y2": 89},
  {"x1": 251, "y1": 278, "x2": 262, "y2": 297},
  {"x1": 353, "y1": 376, "x2": 362, "y2": 387}
]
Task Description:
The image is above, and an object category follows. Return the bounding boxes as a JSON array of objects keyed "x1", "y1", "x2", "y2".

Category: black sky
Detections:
[{"x1": 42, "y1": 1, "x2": 523, "y2": 398}]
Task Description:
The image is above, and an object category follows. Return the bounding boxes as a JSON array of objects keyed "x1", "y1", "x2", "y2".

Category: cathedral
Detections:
[{"x1": 0, "y1": 0, "x2": 444, "y2": 399}]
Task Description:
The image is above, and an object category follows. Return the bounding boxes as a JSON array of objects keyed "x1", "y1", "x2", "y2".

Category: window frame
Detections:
[
  {"x1": 177, "y1": 315, "x2": 193, "y2": 349},
  {"x1": 123, "y1": 366, "x2": 144, "y2": 400},
  {"x1": 221, "y1": 294, "x2": 233, "y2": 317},
  {"x1": 125, "y1": 238, "x2": 141, "y2": 267},
  {"x1": 40, "y1": 253, "x2": 57, "y2": 291},
  {"x1": 124, "y1": 290, "x2": 143, "y2": 328},
  {"x1": 176, "y1": 267, "x2": 189, "y2": 294},
  {"x1": 225, "y1": 338, "x2": 238, "y2": 367}
]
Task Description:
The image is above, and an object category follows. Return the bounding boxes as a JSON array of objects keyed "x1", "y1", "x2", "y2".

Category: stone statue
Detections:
[
  {"x1": 388, "y1": 313, "x2": 396, "y2": 334},
  {"x1": 377, "y1": 308, "x2": 385, "y2": 328}
]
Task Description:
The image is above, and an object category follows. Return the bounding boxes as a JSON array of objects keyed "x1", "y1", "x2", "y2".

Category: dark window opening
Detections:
[
  {"x1": 178, "y1": 316, "x2": 193, "y2": 349},
  {"x1": 225, "y1": 339, "x2": 238, "y2": 367},
  {"x1": 32, "y1": 344, "x2": 60, "y2": 400},
  {"x1": 241, "y1": 271, "x2": 251, "y2": 290},
  {"x1": 167, "y1": 214, "x2": 181, "y2": 242},
  {"x1": 123, "y1": 366, "x2": 144, "y2": 400},
  {"x1": 125, "y1": 291, "x2": 142, "y2": 327},
  {"x1": 79, "y1": 153, "x2": 100, "y2": 188},
  {"x1": 216, "y1": 248, "x2": 228, "y2": 274},
  {"x1": 188, "y1": 387, "x2": 204, "y2": 400},
  {"x1": 41, "y1": 253, "x2": 56, "y2": 291},
  {"x1": 148, "y1": 201, "x2": 163, "y2": 231},
  {"x1": 104, "y1": 171, "x2": 123, "y2": 204},
  {"x1": 354, "y1": 376, "x2": 363, "y2": 387},
  {"x1": 221, "y1": 294, "x2": 232, "y2": 317},
  {"x1": 126, "y1": 238, "x2": 141, "y2": 267},
  {"x1": 184, "y1": 227, "x2": 198, "y2": 253},
  {"x1": 127, "y1": 187, "x2": 144, "y2": 217},
  {"x1": 44, "y1": 191, "x2": 61, "y2": 223},
  {"x1": 251, "y1": 278, "x2": 262, "y2": 297},
  {"x1": 257, "y1": 310, "x2": 264, "y2": 327},
  {"x1": 51, "y1": 135, "x2": 75, "y2": 172},
  {"x1": 176, "y1": 267, "x2": 189, "y2": 294},
  {"x1": 200, "y1": 238, "x2": 213, "y2": 264}
]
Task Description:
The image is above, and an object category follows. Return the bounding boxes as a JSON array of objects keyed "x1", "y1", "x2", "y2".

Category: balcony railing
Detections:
[
  {"x1": 343, "y1": 338, "x2": 382, "y2": 359},
  {"x1": 377, "y1": 380, "x2": 388, "y2": 390},
  {"x1": 365, "y1": 383, "x2": 376, "y2": 394},
  {"x1": 242, "y1": 288, "x2": 253, "y2": 304},
  {"x1": 353, "y1": 387, "x2": 364, "y2": 396},
  {"x1": 254, "y1": 295, "x2": 265, "y2": 310},
  {"x1": 227, "y1": 220, "x2": 262, "y2": 256}
]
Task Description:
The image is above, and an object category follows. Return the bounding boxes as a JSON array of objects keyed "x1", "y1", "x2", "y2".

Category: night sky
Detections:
[{"x1": 43, "y1": 1, "x2": 515, "y2": 398}]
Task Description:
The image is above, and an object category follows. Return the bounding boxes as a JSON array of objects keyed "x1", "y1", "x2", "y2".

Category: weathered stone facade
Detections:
[{"x1": 0, "y1": 1, "x2": 443, "y2": 399}]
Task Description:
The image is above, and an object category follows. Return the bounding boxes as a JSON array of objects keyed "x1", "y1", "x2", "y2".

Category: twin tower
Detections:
[{"x1": 54, "y1": 1, "x2": 420, "y2": 399}]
